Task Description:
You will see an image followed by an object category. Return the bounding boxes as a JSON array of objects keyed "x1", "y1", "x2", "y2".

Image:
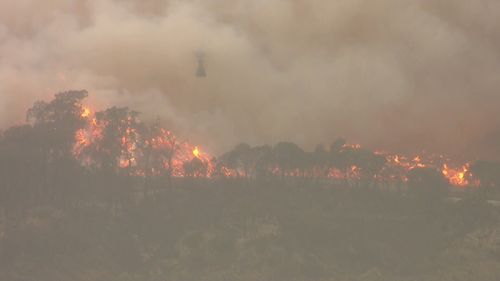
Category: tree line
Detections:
[{"x1": 1, "y1": 90, "x2": 500, "y2": 209}]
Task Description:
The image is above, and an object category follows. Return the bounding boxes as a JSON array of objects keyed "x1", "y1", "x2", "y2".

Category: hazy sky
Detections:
[{"x1": 1, "y1": 0, "x2": 499, "y2": 158}]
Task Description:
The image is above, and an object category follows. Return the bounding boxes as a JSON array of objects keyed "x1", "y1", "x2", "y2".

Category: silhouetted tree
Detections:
[
  {"x1": 17, "y1": 91, "x2": 90, "y2": 201},
  {"x1": 328, "y1": 140, "x2": 385, "y2": 188},
  {"x1": 143, "y1": 121, "x2": 177, "y2": 181},
  {"x1": 26, "y1": 90, "x2": 88, "y2": 159},
  {"x1": 353, "y1": 149, "x2": 386, "y2": 188},
  {"x1": 312, "y1": 144, "x2": 328, "y2": 174},
  {"x1": 272, "y1": 142, "x2": 306, "y2": 178},
  {"x1": 183, "y1": 157, "x2": 208, "y2": 178},
  {"x1": 251, "y1": 145, "x2": 274, "y2": 180},
  {"x1": 330, "y1": 138, "x2": 347, "y2": 155},
  {"x1": 86, "y1": 107, "x2": 145, "y2": 175},
  {"x1": 219, "y1": 143, "x2": 253, "y2": 178},
  {"x1": 329, "y1": 138, "x2": 352, "y2": 185}
]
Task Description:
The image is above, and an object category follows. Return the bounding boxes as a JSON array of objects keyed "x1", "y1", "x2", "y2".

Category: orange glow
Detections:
[
  {"x1": 70, "y1": 108, "x2": 481, "y2": 186},
  {"x1": 193, "y1": 146, "x2": 200, "y2": 158},
  {"x1": 442, "y1": 164, "x2": 470, "y2": 187},
  {"x1": 73, "y1": 104, "x2": 215, "y2": 177},
  {"x1": 81, "y1": 107, "x2": 91, "y2": 118}
]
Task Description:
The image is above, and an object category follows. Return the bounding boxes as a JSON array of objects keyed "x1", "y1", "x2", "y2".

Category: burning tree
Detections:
[
  {"x1": 2, "y1": 90, "x2": 492, "y2": 193},
  {"x1": 74, "y1": 106, "x2": 145, "y2": 175},
  {"x1": 71, "y1": 93, "x2": 213, "y2": 179},
  {"x1": 27, "y1": 90, "x2": 89, "y2": 160},
  {"x1": 143, "y1": 122, "x2": 178, "y2": 179},
  {"x1": 328, "y1": 142, "x2": 386, "y2": 188}
]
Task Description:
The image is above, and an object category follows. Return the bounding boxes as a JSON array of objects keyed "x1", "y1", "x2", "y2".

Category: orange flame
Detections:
[
  {"x1": 442, "y1": 164, "x2": 470, "y2": 187},
  {"x1": 81, "y1": 107, "x2": 91, "y2": 118},
  {"x1": 193, "y1": 146, "x2": 200, "y2": 158},
  {"x1": 72, "y1": 108, "x2": 481, "y2": 186},
  {"x1": 73, "y1": 105, "x2": 215, "y2": 177}
]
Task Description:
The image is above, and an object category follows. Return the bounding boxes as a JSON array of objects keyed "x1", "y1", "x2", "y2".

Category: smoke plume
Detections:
[{"x1": 1, "y1": 0, "x2": 499, "y2": 158}]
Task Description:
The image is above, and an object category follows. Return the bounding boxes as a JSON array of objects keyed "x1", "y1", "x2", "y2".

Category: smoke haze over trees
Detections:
[
  {"x1": 1, "y1": 92, "x2": 500, "y2": 281},
  {"x1": 2, "y1": 2, "x2": 500, "y2": 280},
  {"x1": 1, "y1": 90, "x2": 500, "y2": 198}
]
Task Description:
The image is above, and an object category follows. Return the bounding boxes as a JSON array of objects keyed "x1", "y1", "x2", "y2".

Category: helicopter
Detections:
[{"x1": 195, "y1": 51, "x2": 207, "y2": 78}]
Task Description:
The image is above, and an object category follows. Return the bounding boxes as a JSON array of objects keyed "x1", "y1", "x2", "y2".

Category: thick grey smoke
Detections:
[{"x1": 1, "y1": 0, "x2": 500, "y2": 158}]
